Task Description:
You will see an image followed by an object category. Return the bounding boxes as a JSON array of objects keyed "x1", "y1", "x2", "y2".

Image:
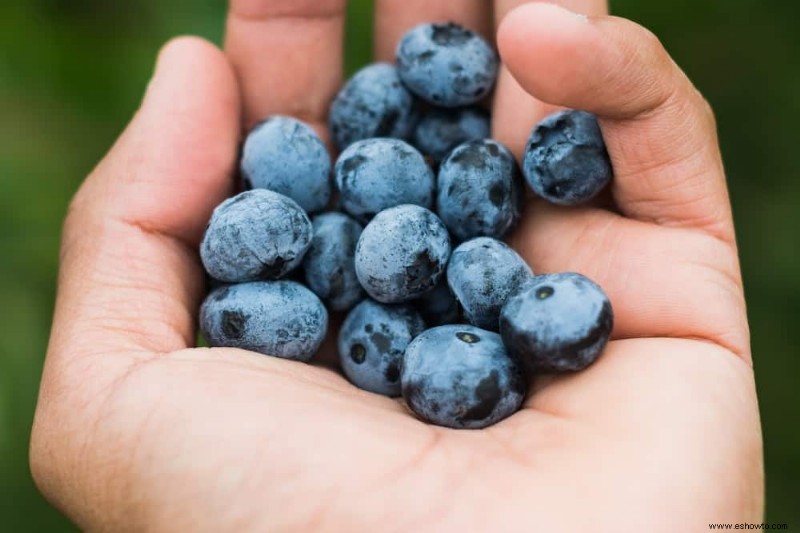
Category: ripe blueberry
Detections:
[
  {"x1": 303, "y1": 212, "x2": 365, "y2": 312},
  {"x1": 414, "y1": 279, "x2": 460, "y2": 327},
  {"x1": 447, "y1": 237, "x2": 532, "y2": 331},
  {"x1": 338, "y1": 299, "x2": 426, "y2": 397},
  {"x1": 437, "y1": 139, "x2": 524, "y2": 241},
  {"x1": 412, "y1": 106, "x2": 490, "y2": 163},
  {"x1": 401, "y1": 325, "x2": 527, "y2": 429},
  {"x1": 522, "y1": 110, "x2": 612, "y2": 206},
  {"x1": 355, "y1": 205, "x2": 451, "y2": 303},
  {"x1": 396, "y1": 22, "x2": 498, "y2": 107},
  {"x1": 240, "y1": 116, "x2": 332, "y2": 213},
  {"x1": 200, "y1": 281, "x2": 328, "y2": 362},
  {"x1": 200, "y1": 190, "x2": 312, "y2": 282},
  {"x1": 500, "y1": 272, "x2": 614, "y2": 372},
  {"x1": 329, "y1": 63, "x2": 418, "y2": 150},
  {"x1": 335, "y1": 138, "x2": 435, "y2": 224}
]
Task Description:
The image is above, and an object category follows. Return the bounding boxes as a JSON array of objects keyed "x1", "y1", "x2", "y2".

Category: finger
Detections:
[
  {"x1": 225, "y1": 0, "x2": 346, "y2": 129},
  {"x1": 492, "y1": 0, "x2": 608, "y2": 159},
  {"x1": 374, "y1": 0, "x2": 493, "y2": 62},
  {"x1": 498, "y1": 4, "x2": 733, "y2": 241},
  {"x1": 508, "y1": 204, "x2": 750, "y2": 360},
  {"x1": 50, "y1": 38, "x2": 240, "y2": 363}
]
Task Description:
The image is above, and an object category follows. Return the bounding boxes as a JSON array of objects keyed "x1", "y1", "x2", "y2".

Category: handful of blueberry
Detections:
[{"x1": 199, "y1": 22, "x2": 614, "y2": 430}]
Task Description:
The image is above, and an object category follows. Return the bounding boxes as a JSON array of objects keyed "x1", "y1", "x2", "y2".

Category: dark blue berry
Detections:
[
  {"x1": 447, "y1": 237, "x2": 532, "y2": 331},
  {"x1": 303, "y1": 212, "x2": 365, "y2": 312},
  {"x1": 396, "y1": 23, "x2": 498, "y2": 107},
  {"x1": 522, "y1": 110, "x2": 612, "y2": 206},
  {"x1": 335, "y1": 138, "x2": 435, "y2": 224},
  {"x1": 240, "y1": 116, "x2": 332, "y2": 213},
  {"x1": 329, "y1": 63, "x2": 418, "y2": 150},
  {"x1": 200, "y1": 281, "x2": 328, "y2": 362},
  {"x1": 500, "y1": 272, "x2": 613, "y2": 372},
  {"x1": 412, "y1": 106, "x2": 490, "y2": 163},
  {"x1": 338, "y1": 300, "x2": 426, "y2": 397},
  {"x1": 437, "y1": 139, "x2": 524, "y2": 241},
  {"x1": 200, "y1": 190, "x2": 312, "y2": 282},
  {"x1": 413, "y1": 279, "x2": 460, "y2": 326},
  {"x1": 401, "y1": 325, "x2": 527, "y2": 429},
  {"x1": 355, "y1": 205, "x2": 451, "y2": 303}
]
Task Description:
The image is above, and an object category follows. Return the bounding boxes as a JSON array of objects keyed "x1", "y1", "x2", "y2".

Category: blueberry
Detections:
[
  {"x1": 303, "y1": 212, "x2": 365, "y2": 312},
  {"x1": 414, "y1": 279, "x2": 460, "y2": 326},
  {"x1": 437, "y1": 139, "x2": 524, "y2": 241},
  {"x1": 329, "y1": 63, "x2": 418, "y2": 150},
  {"x1": 338, "y1": 300, "x2": 426, "y2": 397},
  {"x1": 522, "y1": 110, "x2": 612, "y2": 206},
  {"x1": 240, "y1": 116, "x2": 332, "y2": 213},
  {"x1": 412, "y1": 106, "x2": 490, "y2": 163},
  {"x1": 335, "y1": 138, "x2": 435, "y2": 224},
  {"x1": 355, "y1": 205, "x2": 451, "y2": 304},
  {"x1": 396, "y1": 22, "x2": 498, "y2": 107},
  {"x1": 447, "y1": 237, "x2": 532, "y2": 331},
  {"x1": 200, "y1": 190, "x2": 312, "y2": 282},
  {"x1": 500, "y1": 273, "x2": 614, "y2": 372},
  {"x1": 401, "y1": 325, "x2": 526, "y2": 429},
  {"x1": 200, "y1": 281, "x2": 328, "y2": 362}
]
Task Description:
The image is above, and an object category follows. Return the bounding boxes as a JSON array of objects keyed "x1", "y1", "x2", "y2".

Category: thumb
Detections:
[
  {"x1": 33, "y1": 38, "x2": 241, "y2": 524},
  {"x1": 85, "y1": 36, "x2": 241, "y2": 244},
  {"x1": 498, "y1": 3, "x2": 732, "y2": 241},
  {"x1": 53, "y1": 37, "x2": 240, "y2": 361}
]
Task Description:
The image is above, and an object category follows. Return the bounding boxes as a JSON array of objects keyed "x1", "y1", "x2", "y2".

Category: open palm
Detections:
[{"x1": 31, "y1": 1, "x2": 763, "y2": 531}]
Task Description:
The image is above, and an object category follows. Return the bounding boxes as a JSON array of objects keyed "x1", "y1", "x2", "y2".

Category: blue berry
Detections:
[
  {"x1": 437, "y1": 139, "x2": 524, "y2": 241},
  {"x1": 200, "y1": 190, "x2": 312, "y2": 282},
  {"x1": 240, "y1": 116, "x2": 332, "y2": 213},
  {"x1": 338, "y1": 300, "x2": 426, "y2": 397},
  {"x1": 401, "y1": 325, "x2": 526, "y2": 429},
  {"x1": 414, "y1": 279, "x2": 460, "y2": 326},
  {"x1": 335, "y1": 138, "x2": 435, "y2": 224},
  {"x1": 412, "y1": 106, "x2": 490, "y2": 163},
  {"x1": 355, "y1": 205, "x2": 451, "y2": 303},
  {"x1": 396, "y1": 22, "x2": 498, "y2": 107},
  {"x1": 522, "y1": 110, "x2": 612, "y2": 206},
  {"x1": 200, "y1": 281, "x2": 328, "y2": 362},
  {"x1": 303, "y1": 212, "x2": 365, "y2": 312},
  {"x1": 447, "y1": 237, "x2": 532, "y2": 331},
  {"x1": 500, "y1": 273, "x2": 613, "y2": 372},
  {"x1": 329, "y1": 63, "x2": 418, "y2": 150}
]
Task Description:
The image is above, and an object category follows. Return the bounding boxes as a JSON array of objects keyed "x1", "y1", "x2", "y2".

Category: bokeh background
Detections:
[{"x1": 1, "y1": 0, "x2": 798, "y2": 529}]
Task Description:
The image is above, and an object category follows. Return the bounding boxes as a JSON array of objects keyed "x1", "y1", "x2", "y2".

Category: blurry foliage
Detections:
[{"x1": 0, "y1": 0, "x2": 797, "y2": 529}]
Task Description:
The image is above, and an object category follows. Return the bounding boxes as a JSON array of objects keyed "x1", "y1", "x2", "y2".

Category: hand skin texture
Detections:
[{"x1": 30, "y1": 1, "x2": 764, "y2": 531}]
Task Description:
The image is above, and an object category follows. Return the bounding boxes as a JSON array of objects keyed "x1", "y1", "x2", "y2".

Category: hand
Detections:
[{"x1": 31, "y1": 1, "x2": 763, "y2": 531}]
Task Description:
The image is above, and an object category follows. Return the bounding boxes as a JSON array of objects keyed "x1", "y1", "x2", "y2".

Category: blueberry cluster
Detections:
[{"x1": 199, "y1": 22, "x2": 615, "y2": 430}]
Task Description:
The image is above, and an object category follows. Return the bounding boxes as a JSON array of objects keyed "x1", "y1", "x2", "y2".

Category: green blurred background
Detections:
[{"x1": 1, "y1": 0, "x2": 797, "y2": 529}]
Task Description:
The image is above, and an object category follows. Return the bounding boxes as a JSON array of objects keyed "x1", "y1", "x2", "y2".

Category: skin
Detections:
[{"x1": 30, "y1": 1, "x2": 763, "y2": 532}]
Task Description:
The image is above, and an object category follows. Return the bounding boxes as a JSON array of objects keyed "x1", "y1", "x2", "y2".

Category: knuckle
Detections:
[
  {"x1": 29, "y1": 411, "x2": 57, "y2": 497},
  {"x1": 62, "y1": 177, "x2": 97, "y2": 238},
  {"x1": 29, "y1": 378, "x2": 83, "y2": 509},
  {"x1": 28, "y1": 354, "x2": 143, "y2": 523},
  {"x1": 697, "y1": 91, "x2": 717, "y2": 127}
]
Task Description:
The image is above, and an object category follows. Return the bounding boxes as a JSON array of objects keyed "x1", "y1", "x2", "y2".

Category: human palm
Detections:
[{"x1": 31, "y1": 1, "x2": 763, "y2": 531}]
